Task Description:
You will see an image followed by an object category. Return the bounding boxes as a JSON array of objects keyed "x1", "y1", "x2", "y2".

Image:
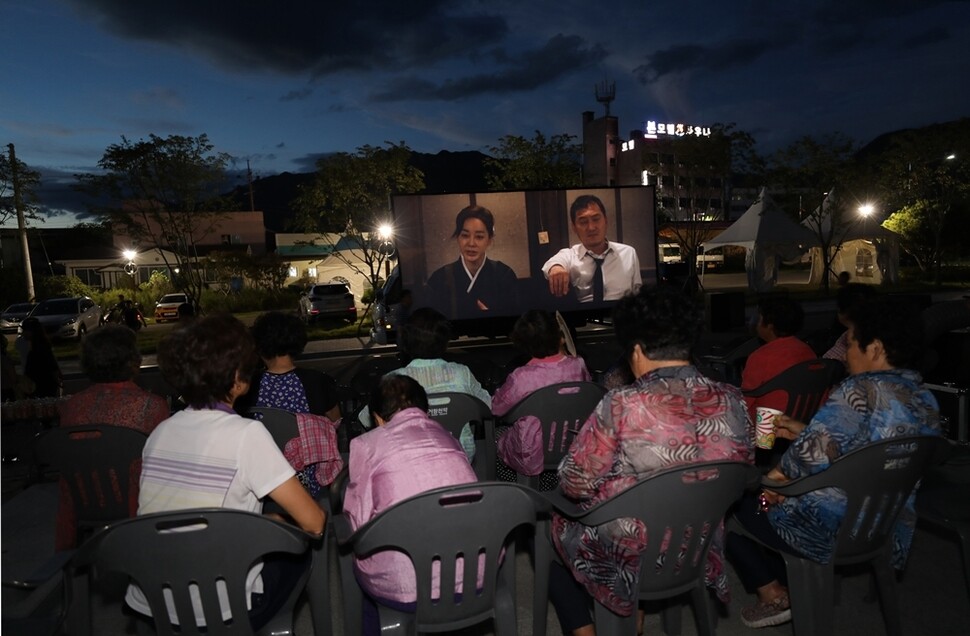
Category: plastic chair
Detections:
[
  {"x1": 333, "y1": 482, "x2": 551, "y2": 636},
  {"x1": 33, "y1": 425, "x2": 148, "y2": 545},
  {"x1": 245, "y1": 406, "x2": 299, "y2": 451},
  {"x1": 731, "y1": 435, "x2": 949, "y2": 636},
  {"x1": 426, "y1": 392, "x2": 493, "y2": 479},
  {"x1": 742, "y1": 358, "x2": 845, "y2": 423},
  {"x1": 543, "y1": 461, "x2": 758, "y2": 636},
  {"x1": 494, "y1": 381, "x2": 605, "y2": 488},
  {"x1": 70, "y1": 508, "x2": 315, "y2": 636}
]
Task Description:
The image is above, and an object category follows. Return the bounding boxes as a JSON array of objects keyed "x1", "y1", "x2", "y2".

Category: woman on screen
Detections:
[{"x1": 425, "y1": 205, "x2": 518, "y2": 319}]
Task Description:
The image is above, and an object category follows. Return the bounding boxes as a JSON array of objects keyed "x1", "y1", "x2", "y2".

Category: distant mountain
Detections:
[{"x1": 228, "y1": 150, "x2": 492, "y2": 233}]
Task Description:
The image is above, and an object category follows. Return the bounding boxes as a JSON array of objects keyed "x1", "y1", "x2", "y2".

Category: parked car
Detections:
[
  {"x1": 154, "y1": 293, "x2": 190, "y2": 323},
  {"x1": 24, "y1": 297, "x2": 103, "y2": 341},
  {"x1": 0, "y1": 302, "x2": 37, "y2": 334},
  {"x1": 299, "y1": 283, "x2": 357, "y2": 323}
]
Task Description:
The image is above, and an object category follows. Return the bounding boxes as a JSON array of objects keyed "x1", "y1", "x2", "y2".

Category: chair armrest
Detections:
[
  {"x1": 761, "y1": 474, "x2": 824, "y2": 497},
  {"x1": 331, "y1": 512, "x2": 356, "y2": 545},
  {"x1": 540, "y1": 489, "x2": 586, "y2": 518}
]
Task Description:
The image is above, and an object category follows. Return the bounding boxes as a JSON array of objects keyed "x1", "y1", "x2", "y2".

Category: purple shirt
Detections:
[{"x1": 343, "y1": 407, "x2": 478, "y2": 603}]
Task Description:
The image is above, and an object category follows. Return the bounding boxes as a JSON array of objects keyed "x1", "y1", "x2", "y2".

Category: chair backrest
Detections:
[
  {"x1": 774, "y1": 435, "x2": 949, "y2": 564},
  {"x1": 245, "y1": 406, "x2": 299, "y2": 452},
  {"x1": 349, "y1": 356, "x2": 403, "y2": 399},
  {"x1": 426, "y1": 392, "x2": 491, "y2": 439},
  {"x1": 574, "y1": 461, "x2": 757, "y2": 599},
  {"x1": 75, "y1": 508, "x2": 312, "y2": 636},
  {"x1": 34, "y1": 425, "x2": 148, "y2": 536},
  {"x1": 340, "y1": 482, "x2": 542, "y2": 632},
  {"x1": 503, "y1": 382, "x2": 606, "y2": 472},
  {"x1": 743, "y1": 358, "x2": 845, "y2": 422}
]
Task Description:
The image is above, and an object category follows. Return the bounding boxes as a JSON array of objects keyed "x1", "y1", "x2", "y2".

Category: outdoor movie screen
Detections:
[{"x1": 390, "y1": 186, "x2": 658, "y2": 323}]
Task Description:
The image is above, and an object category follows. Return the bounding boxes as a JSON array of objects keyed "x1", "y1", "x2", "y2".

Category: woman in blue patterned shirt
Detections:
[{"x1": 727, "y1": 297, "x2": 941, "y2": 628}]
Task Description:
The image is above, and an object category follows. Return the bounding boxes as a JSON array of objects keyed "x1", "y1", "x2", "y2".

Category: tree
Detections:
[
  {"x1": 76, "y1": 134, "x2": 233, "y2": 309},
  {"x1": 869, "y1": 120, "x2": 970, "y2": 284},
  {"x1": 770, "y1": 133, "x2": 859, "y2": 293},
  {"x1": 485, "y1": 131, "x2": 582, "y2": 190},
  {"x1": 0, "y1": 151, "x2": 42, "y2": 226},
  {"x1": 294, "y1": 141, "x2": 424, "y2": 331},
  {"x1": 882, "y1": 201, "x2": 938, "y2": 272}
]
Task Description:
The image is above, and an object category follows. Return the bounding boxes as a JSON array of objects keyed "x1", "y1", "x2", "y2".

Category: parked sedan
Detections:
[
  {"x1": 0, "y1": 302, "x2": 36, "y2": 334},
  {"x1": 154, "y1": 293, "x2": 190, "y2": 323},
  {"x1": 299, "y1": 283, "x2": 357, "y2": 323},
  {"x1": 26, "y1": 296, "x2": 103, "y2": 340}
]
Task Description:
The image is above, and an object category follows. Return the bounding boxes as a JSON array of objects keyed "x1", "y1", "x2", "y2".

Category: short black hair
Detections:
[
  {"x1": 157, "y1": 313, "x2": 259, "y2": 409},
  {"x1": 569, "y1": 194, "x2": 607, "y2": 224},
  {"x1": 510, "y1": 309, "x2": 561, "y2": 358},
  {"x1": 849, "y1": 298, "x2": 925, "y2": 370},
  {"x1": 81, "y1": 325, "x2": 141, "y2": 383},
  {"x1": 451, "y1": 205, "x2": 495, "y2": 238},
  {"x1": 251, "y1": 311, "x2": 307, "y2": 359},
  {"x1": 836, "y1": 283, "x2": 877, "y2": 314},
  {"x1": 758, "y1": 297, "x2": 804, "y2": 337},
  {"x1": 612, "y1": 286, "x2": 704, "y2": 361},
  {"x1": 368, "y1": 374, "x2": 429, "y2": 424},
  {"x1": 399, "y1": 307, "x2": 451, "y2": 359}
]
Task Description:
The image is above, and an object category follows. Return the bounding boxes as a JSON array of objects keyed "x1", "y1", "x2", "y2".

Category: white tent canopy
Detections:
[{"x1": 702, "y1": 188, "x2": 817, "y2": 291}]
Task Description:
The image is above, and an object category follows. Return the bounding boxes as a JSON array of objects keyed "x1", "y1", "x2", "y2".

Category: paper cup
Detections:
[{"x1": 755, "y1": 407, "x2": 783, "y2": 449}]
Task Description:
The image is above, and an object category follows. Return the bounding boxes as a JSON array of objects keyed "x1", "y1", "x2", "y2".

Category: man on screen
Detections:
[{"x1": 542, "y1": 194, "x2": 642, "y2": 303}]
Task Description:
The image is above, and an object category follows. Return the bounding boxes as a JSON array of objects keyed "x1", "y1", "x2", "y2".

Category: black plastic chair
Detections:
[
  {"x1": 333, "y1": 482, "x2": 551, "y2": 636},
  {"x1": 70, "y1": 508, "x2": 316, "y2": 636},
  {"x1": 33, "y1": 425, "x2": 148, "y2": 545},
  {"x1": 731, "y1": 435, "x2": 949, "y2": 636},
  {"x1": 742, "y1": 358, "x2": 845, "y2": 423},
  {"x1": 493, "y1": 381, "x2": 605, "y2": 488},
  {"x1": 245, "y1": 406, "x2": 300, "y2": 451},
  {"x1": 426, "y1": 392, "x2": 493, "y2": 479},
  {"x1": 543, "y1": 461, "x2": 758, "y2": 636}
]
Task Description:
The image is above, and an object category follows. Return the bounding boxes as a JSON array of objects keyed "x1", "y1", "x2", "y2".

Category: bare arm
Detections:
[{"x1": 267, "y1": 476, "x2": 326, "y2": 536}]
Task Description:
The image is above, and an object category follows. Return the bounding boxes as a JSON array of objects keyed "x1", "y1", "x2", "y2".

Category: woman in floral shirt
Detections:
[
  {"x1": 727, "y1": 297, "x2": 941, "y2": 629},
  {"x1": 549, "y1": 286, "x2": 753, "y2": 636}
]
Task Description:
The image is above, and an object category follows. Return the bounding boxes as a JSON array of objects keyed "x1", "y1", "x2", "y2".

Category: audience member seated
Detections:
[
  {"x1": 549, "y1": 286, "x2": 753, "y2": 636},
  {"x1": 741, "y1": 297, "x2": 817, "y2": 419},
  {"x1": 19, "y1": 317, "x2": 62, "y2": 398},
  {"x1": 128, "y1": 314, "x2": 326, "y2": 630},
  {"x1": 343, "y1": 374, "x2": 478, "y2": 635},
  {"x1": 491, "y1": 309, "x2": 591, "y2": 486},
  {"x1": 238, "y1": 310, "x2": 343, "y2": 497},
  {"x1": 361, "y1": 307, "x2": 488, "y2": 460},
  {"x1": 53, "y1": 325, "x2": 169, "y2": 551},
  {"x1": 726, "y1": 298, "x2": 942, "y2": 629},
  {"x1": 823, "y1": 283, "x2": 877, "y2": 364}
]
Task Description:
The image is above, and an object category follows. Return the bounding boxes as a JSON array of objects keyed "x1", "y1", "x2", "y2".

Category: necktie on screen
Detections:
[{"x1": 592, "y1": 257, "x2": 605, "y2": 303}]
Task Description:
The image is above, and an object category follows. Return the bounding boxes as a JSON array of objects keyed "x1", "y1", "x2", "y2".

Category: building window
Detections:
[
  {"x1": 855, "y1": 249, "x2": 874, "y2": 278},
  {"x1": 307, "y1": 267, "x2": 317, "y2": 278},
  {"x1": 221, "y1": 234, "x2": 232, "y2": 244},
  {"x1": 288, "y1": 266, "x2": 298, "y2": 278}
]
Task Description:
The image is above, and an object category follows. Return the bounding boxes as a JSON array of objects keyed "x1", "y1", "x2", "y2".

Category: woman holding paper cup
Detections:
[{"x1": 726, "y1": 298, "x2": 942, "y2": 629}]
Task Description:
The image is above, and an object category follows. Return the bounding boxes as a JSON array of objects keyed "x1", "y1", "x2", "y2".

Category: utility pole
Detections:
[{"x1": 8, "y1": 143, "x2": 35, "y2": 301}]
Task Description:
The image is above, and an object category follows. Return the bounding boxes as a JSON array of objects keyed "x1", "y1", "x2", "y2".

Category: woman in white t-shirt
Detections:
[{"x1": 128, "y1": 313, "x2": 326, "y2": 630}]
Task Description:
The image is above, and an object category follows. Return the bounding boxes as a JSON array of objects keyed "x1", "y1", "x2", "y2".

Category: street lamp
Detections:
[
  {"x1": 858, "y1": 203, "x2": 874, "y2": 217},
  {"x1": 122, "y1": 249, "x2": 137, "y2": 277}
]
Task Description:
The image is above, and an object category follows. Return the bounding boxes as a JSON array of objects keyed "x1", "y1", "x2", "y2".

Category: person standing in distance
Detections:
[{"x1": 542, "y1": 194, "x2": 641, "y2": 303}]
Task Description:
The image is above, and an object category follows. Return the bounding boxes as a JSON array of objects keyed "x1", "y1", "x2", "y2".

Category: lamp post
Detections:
[{"x1": 123, "y1": 249, "x2": 137, "y2": 279}]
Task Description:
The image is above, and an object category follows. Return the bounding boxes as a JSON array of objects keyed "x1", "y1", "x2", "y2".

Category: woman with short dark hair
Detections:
[
  {"x1": 129, "y1": 314, "x2": 326, "y2": 629},
  {"x1": 549, "y1": 286, "x2": 752, "y2": 635},
  {"x1": 727, "y1": 298, "x2": 942, "y2": 629}
]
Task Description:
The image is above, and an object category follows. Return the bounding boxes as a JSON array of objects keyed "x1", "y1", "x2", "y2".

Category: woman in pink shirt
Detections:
[{"x1": 343, "y1": 374, "x2": 477, "y2": 635}]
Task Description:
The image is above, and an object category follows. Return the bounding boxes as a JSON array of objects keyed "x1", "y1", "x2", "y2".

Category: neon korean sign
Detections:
[{"x1": 643, "y1": 121, "x2": 711, "y2": 139}]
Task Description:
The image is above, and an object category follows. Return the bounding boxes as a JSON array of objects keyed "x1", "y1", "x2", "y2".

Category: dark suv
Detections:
[{"x1": 298, "y1": 283, "x2": 357, "y2": 323}]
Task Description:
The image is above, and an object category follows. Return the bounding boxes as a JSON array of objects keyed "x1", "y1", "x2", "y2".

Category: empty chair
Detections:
[
  {"x1": 542, "y1": 461, "x2": 758, "y2": 636},
  {"x1": 426, "y1": 392, "x2": 492, "y2": 479},
  {"x1": 492, "y1": 381, "x2": 604, "y2": 488},
  {"x1": 34, "y1": 425, "x2": 148, "y2": 546},
  {"x1": 70, "y1": 508, "x2": 315, "y2": 636},
  {"x1": 731, "y1": 435, "x2": 949, "y2": 636},
  {"x1": 333, "y1": 482, "x2": 549, "y2": 636}
]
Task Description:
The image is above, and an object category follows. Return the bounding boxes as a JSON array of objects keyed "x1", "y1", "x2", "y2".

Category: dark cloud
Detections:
[
  {"x1": 634, "y1": 35, "x2": 792, "y2": 83},
  {"x1": 901, "y1": 26, "x2": 951, "y2": 49},
  {"x1": 370, "y1": 34, "x2": 607, "y2": 102},
  {"x1": 280, "y1": 88, "x2": 314, "y2": 102},
  {"x1": 67, "y1": 0, "x2": 507, "y2": 75}
]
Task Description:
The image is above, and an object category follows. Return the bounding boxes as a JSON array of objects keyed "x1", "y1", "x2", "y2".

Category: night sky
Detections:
[{"x1": 3, "y1": 0, "x2": 969, "y2": 225}]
